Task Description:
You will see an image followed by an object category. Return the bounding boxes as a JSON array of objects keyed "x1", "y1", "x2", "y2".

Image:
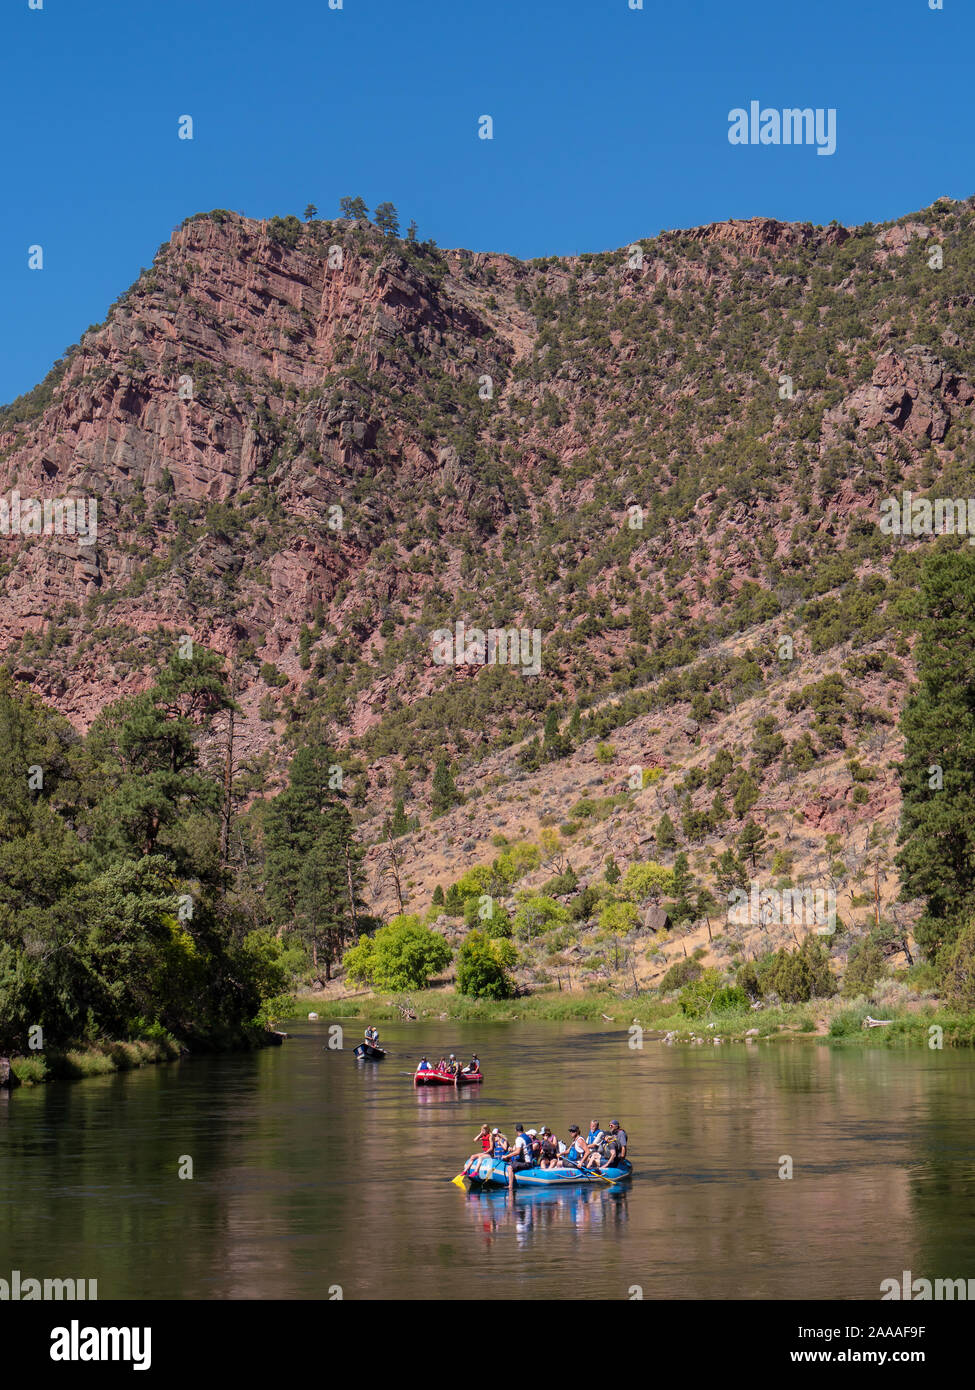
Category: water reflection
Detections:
[
  {"x1": 5, "y1": 1020, "x2": 975, "y2": 1299},
  {"x1": 463, "y1": 1186, "x2": 629, "y2": 1248}
]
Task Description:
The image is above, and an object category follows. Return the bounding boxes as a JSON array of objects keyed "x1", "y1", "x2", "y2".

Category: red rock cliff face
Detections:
[
  {"x1": 1, "y1": 200, "x2": 973, "y2": 793},
  {"x1": 0, "y1": 214, "x2": 516, "y2": 744}
]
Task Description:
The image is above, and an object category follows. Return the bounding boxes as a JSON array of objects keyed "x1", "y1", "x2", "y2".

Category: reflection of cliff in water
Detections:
[{"x1": 464, "y1": 1187, "x2": 629, "y2": 1248}]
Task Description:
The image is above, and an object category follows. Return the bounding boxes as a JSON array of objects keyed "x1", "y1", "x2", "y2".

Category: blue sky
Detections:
[{"x1": 0, "y1": 0, "x2": 970, "y2": 404}]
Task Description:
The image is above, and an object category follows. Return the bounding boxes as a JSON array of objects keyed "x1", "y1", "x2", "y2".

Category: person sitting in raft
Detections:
[
  {"x1": 491, "y1": 1128, "x2": 509, "y2": 1160},
  {"x1": 464, "y1": 1054, "x2": 480, "y2": 1074},
  {"x1": 436, "y1": 1056, "x2": 447, "y2": 1073},
  {"x1": 538, "y1": 1126, "x2": 560, "y2": 1169},
  {"x1": 447, "y1": 1054, "x2": 461, "y2": 1076},
  {"x1": 364, "y1": 1026, "x2": 379, "y2": 1046},
  {"x1": 464, "y1": 1124, "x2": 492, "y2": 1172},
  {"x1": 605, "y1": 1119, "x2": 628, "y2": 1163},
  {"x1": 417, "y1": 1056, "x2": 432, "y2": 1072},
  {"x1": 565, "y1": 1125, "x2": 583, "y2": 1162},
  {"x1": 582, "y1": 1119, "x2": 607, "y2": 1169},
  {"x1": 527, "y1": 1128, "x2": 541, "y2": 1161},
  {"x1": 506, "y1": 1124, "x2": 534, "y2": 1172},
  {"x1": 597, "y1": 1131, "x2": 623, "y2": 1170}
]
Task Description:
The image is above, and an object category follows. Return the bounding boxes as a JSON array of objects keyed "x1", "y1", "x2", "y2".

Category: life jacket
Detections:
[
  {"x1": 587, "y1": 1128, "x2": 604, "y2": 1146},
  {"x1": 540, "y1": 1138, "x2": 556, "y2": 1158},
  {"x1": 515, "y1": 1134, "x2": 532, "y2": 1163},
  {"x1": 493, "y1": 1138, "x2": 507, "y2": 1160},
  {"x1": 481, "y1": 1133, "x2": 492, "y2": 1151}
]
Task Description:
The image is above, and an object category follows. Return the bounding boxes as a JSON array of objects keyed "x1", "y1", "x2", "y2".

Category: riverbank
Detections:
[
  {"x1": 289, "y1": 988, "x2": 975, "y2": 1047},
  {"x1": 5, "y1": 1026, "x2": 285, "y2": 1088},
  {"x1": 7, "y1": 1038, "x2": 183, "y2": 1086}
]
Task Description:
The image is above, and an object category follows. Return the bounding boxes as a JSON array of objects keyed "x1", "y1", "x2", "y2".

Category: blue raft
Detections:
[{"x1": 464, "y1": 1154, "x2": 632, "y2": 1189}]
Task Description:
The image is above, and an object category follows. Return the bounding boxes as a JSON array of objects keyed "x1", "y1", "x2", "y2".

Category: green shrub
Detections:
[
  {"x1": 678, "y1": 968, "x2": 749, "y2": 1016},
  {"x1": 659, "y1": 958, "x2": 702, "y2": 992}
]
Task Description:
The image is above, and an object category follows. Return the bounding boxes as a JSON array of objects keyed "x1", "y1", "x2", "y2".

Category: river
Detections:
[{"x1": 3, "y1": 1020, "x2": 975, "y2": 1300}]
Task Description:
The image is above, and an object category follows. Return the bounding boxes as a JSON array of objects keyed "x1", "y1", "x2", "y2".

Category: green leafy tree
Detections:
[
  {"x1": 343, "y1": 916, "x2": 451, "y2": 990},
  {"x1": 512, "y1": 895, "x2": 569, "y2": 943},
  {"x1": 621, "y1": 861, "x2": 673, "y2": 904},
  {"x1": 456, "y1": 929, "x2": 514, "y2": 999},
  {"x1": 598, "y1": 900, "x2": 639, "y2": 967},
  {"x1": 304, "y1": 203, "x2": 318, "y2": 221}
]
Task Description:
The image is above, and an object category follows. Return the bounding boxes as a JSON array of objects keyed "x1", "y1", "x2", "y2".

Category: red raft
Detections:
[{"x1": 413, "y1": 1068, "x2": 484, "y2": 1087}]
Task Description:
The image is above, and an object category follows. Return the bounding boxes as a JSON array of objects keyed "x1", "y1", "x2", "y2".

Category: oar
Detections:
[
  {"x1": 452, "y1": 1156, "x2": 481, "y2": 1187},
  {"x1": 558, "y1": 1153, "x2": 615, "y2": 1184}
]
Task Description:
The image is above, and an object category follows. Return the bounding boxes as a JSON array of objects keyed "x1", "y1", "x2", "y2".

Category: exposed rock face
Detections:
[
  {"x1": 0, "y1": 198, "x2": 973, "y2": 818},
  {"x1": 825, "y1": 347, "x2": 974, "y2": 446}
]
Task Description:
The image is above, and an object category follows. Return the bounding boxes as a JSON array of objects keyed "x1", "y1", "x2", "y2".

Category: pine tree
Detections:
[
  {"x1": 669, "y1": 852, "x2": 696, "y2": 925},
  {"x1": 389, "y1": 798, "x2": 410, "y2": 838},
  {"x1": 304, "y1": 203, "x2": 318, "y2": 222},
  {"x1": 339, "y1": 195, "x2": 369, "y2": 222},
  {"x1": 374, "y1": 202, "x2": 400, "y2": 237},
  {"x1": 897, "y1": 548, "x2": 975, "y2": 961},
  {"x1": 431, "y1": 758, "x2": 462, "y2": 815},
  {"x1": 542, "y1": 706, "x2": 572, "y2": 761},
  {"x1": 87, "y1": 647, "x2": 233, "y2": 872},
  {"x1": 737, "y1": 818, "x2": 767, "y2": 869},
  {"x1": 264, "y1": 744, "x2": 368, "y2": 979},
  {"x1": 656, "y1": 812, "x2": 677, "y2": 852}
]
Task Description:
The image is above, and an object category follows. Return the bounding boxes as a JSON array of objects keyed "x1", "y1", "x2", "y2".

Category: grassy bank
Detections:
[
  {"x1": 9, "y1": 1037, "x2": 183, "y2": 1086},
  {"x1": 7, "y1": 1024, "x2": 286, "y2": 1087},
  {"x1": 288, "y1": 989, "x2": 975, "y2": 1047}
]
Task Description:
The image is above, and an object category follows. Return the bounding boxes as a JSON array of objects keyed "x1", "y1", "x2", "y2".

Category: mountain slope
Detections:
[{"x1": 2, "y1": 198, "x2": 975, "y2": 963}]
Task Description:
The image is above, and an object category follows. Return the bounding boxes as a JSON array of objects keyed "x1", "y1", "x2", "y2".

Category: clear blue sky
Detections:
[{"x1": 1, "y1": 0, "x2": 971, "y2": 404}]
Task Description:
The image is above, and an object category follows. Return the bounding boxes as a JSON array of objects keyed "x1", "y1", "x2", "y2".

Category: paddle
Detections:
[
  {"x1": 452, "y1": 1155, "x2": 483, "y2": 1187},
  {"x1": 557, "y1": 1152, "x2": 615, "y2": 1184}
]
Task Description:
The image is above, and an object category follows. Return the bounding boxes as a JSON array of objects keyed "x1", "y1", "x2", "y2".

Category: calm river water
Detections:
[{"x1": 3, "y1": 1021, "x2": 975, "y2": 1300}]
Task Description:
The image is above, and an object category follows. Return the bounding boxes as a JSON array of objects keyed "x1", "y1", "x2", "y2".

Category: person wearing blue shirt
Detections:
[{"x1": 582, "y1": 1119, "x2": 606, "y2": 1169}]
